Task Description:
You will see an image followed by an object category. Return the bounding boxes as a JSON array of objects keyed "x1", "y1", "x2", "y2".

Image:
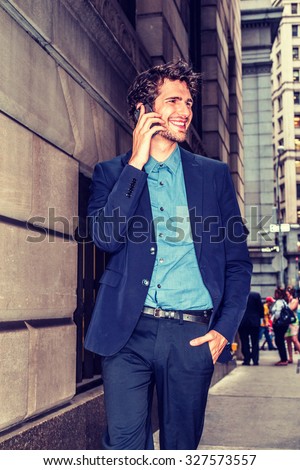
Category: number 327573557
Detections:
[{"x1": 184, "y1": 454, "x2": 257, "y2": 466}]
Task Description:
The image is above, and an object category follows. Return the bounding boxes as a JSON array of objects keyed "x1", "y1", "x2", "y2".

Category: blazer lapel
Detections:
[{"x1": 180, "y1": 147, "x2": 204, "y2": 261}]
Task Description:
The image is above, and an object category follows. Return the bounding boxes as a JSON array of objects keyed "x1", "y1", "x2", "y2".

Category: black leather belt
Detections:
[{"x1": 142, "y1": 306, "x2": 212, "y2": 324}]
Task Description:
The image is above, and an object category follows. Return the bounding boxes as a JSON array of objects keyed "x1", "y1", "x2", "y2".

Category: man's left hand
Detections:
[{"x1": 190, "y1": 330, "x2": 228, "y2": 364}]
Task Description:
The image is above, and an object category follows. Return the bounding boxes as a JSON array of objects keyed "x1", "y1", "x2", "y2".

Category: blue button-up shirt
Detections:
[{"x1": 144, "y1": 145, "x2": 213, "y2": 310}]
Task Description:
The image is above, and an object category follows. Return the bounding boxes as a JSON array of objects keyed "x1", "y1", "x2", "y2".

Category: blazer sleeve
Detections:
[
  {"x1": 212, "y1": 165, "x2": 253, "y2": 342},
  {"x1": 88, "y1": 162, "x2": 148, "y2": 252}
]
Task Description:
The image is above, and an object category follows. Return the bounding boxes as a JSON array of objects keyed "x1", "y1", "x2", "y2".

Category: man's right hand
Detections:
[{"x1": 128, "y1": 104, "x2": 166, "y2": 170}]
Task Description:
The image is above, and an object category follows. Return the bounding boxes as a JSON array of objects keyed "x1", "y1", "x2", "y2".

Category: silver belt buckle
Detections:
[{"x1": 154, "y1": 308, "x2": 161, "y2": 317}]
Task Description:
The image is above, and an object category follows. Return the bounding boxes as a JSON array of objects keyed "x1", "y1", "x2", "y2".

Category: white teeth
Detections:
[{"x1": 170, "y1": 121, "x2": 185, "y2": 127}]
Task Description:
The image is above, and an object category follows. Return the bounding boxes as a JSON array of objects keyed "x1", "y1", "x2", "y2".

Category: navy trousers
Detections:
[
  {"x1": 273, "y1": 322, "x2": 289, "y2": 362},
  {"x1": 239, "y1": 325, "x2": 260, "y2": 365},
  {"x1": 101, "y1": 314, "x2": 214, "y2": 450}
]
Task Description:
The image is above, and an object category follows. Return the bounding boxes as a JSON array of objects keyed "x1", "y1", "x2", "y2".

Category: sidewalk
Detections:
[{"x1": 198, "y1": 349, "x2": 300, "y2": 450}]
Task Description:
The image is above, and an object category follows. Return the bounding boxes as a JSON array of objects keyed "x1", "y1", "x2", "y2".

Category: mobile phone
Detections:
[{"x1": 134, "y1": 102, "x2": 153, "y2": 122}]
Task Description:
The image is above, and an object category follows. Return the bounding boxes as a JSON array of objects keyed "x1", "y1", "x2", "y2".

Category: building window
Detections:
[
  {"x1": 75, "y1": 173, "x2": 106, "y2": 386},
  {"x1": 293, "y1": 47, "x2": 299, "y2": 60},
  {"x1": 279, "y1": 138, "x2": 284, "y2": 148},
  {"x1": 294, "y1": 69, "x2": 300, "y2": 82},
  {"x1": 295, "y1": 137, "x2": 300, "y2": 150},
  {"x1": 280, "y1": 186, "x2": 285, "y2": 204},
  {"x1": 278, "y1": 117, "x2": 283, "y2": 132},
  {"x1": 297, "y1": 183, "x2": 300, "y2": 199},
  {"x1": 295, "y1": 91, "x2": 300, "y2": 104},
  {"x1": 293, "y1": 46, "x2": 299, "y2": 60},
  {"x1": 292, "y1": 25, "x2": 299, "y2": 37},
  {"x1": 292, "y1": 3, "x2": 298, "y2": 14},
  {"x1": 278, "y1": 96, "x2": 282, "y2": 110},
  {"x1": 295, "y1": 115, "x2": 300, "y2": 127}
]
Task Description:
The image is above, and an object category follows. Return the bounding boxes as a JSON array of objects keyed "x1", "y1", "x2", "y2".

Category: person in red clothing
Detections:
[{"x1": 259, "y1": 296, "x2": 276, "y2": 351}]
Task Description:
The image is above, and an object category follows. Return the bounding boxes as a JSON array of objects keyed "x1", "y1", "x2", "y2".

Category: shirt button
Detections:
[
  {"x1": 160, "y1": 207, "x2": 164, "y2": 211},
  {"x1": 159, "y1": 181, "x2": 164, "y2": 186},
  {"x1": 159, "y1": 163, "x2": 163, "y2": 167},
  {"x1": 159, "y1": 258, "x2": 164, "y2": 263},
  {"x1": 159, "y1": 233, "x2": 163, "y2": 238},
  {"x1": 157, "y1": 284, "x2": 161, "y2": 288},
  {"x1": 142, "y1": 279, "x2": 150, "y2": 286}
]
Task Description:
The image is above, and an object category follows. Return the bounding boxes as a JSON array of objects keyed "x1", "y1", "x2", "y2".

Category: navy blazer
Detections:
[{"x1": 84, "y1": 147, "x2": 252, "y2": 361}]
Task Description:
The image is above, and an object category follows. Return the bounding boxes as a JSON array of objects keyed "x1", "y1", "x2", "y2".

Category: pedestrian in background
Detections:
[
  {"x1": 238, "y1": 291, "x2": 264, "y2": 365},
  {"x1": 297, "y1": 301, "x2": 300, "y2": 343},
  {"x1": 259, "y1": 296, "x2": 276, "y2": 351},
  {"x1": 271, "y1": 287, "x2": 289, "y2": 366},
  {"x1": 284, "y1": 286, "x2": 300, "y2": 363}
]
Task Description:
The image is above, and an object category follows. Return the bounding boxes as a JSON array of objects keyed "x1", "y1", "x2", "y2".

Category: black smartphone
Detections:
[{"x1": 134, "y1": 102, "x2": 153, "y2": 122}]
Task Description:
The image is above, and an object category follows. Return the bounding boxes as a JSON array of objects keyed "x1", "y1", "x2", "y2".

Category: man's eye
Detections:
[{"x1": 168, "y1": 99, "x2": 176, "y2": 103}]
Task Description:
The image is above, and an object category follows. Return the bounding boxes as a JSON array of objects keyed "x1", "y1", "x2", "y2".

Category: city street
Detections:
[
  {"x1": 154, "y1": 349, "x2": 300, "y2": 450},
  {"x1": 199, "y1": 350, "x2": 300, "y2": 450},
  {"x1": 1, "y1": 0, "x2": 300, "y2": 452}
]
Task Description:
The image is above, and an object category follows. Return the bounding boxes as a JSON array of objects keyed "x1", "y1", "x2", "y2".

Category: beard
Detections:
[{"x1": 158, "y1": 127, "x2": 188, "y2": 143}]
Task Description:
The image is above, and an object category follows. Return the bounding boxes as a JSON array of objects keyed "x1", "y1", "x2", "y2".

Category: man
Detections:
[
  {"x1": 238, "y1": 291, "x2": 264, "y2": 365},
  {"x1": 85, "y1": 59, "x2": 252, "y2": 450}
]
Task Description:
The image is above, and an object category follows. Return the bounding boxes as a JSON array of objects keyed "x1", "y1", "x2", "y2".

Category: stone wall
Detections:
[
  {"x1": 0, "y1": 0, "x2": 243, "y2": 447},
  {"x1": 0, "y1": 0, "x2": 143, "y2": 435},
  {"x1": 200, "y1": 0, "x2": 245, "y2": 210}
]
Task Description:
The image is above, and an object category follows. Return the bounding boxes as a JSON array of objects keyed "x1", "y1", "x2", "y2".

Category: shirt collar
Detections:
[{"x1": 144, "y1": 144, "x2": 180, "y2": 175}]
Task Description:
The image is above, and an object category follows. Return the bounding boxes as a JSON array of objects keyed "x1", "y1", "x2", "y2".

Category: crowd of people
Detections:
[{"x1": 238, "y1": 286, "x2": 300, "y2": 366}]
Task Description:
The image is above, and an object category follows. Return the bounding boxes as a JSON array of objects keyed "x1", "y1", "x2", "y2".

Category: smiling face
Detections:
[{"x1": 153, "y1": 79, "x2": 193, "y2": 143}]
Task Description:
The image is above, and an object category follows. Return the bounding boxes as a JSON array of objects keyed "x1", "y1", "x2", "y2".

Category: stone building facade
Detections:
[
  {"x1": 241, "y1": 0, "x2": 282, "y2": 298},
  {"x1": 271, "y1": 0, "x2": 300, "y2": 290},
  {"x1": 0, "y1": 0, "x2": 244, "y2": 449}
]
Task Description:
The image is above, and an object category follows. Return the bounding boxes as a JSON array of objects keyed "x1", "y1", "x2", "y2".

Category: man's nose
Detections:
[{"x1": 177, "y1": 102, "x2": 191, "y2": 117}]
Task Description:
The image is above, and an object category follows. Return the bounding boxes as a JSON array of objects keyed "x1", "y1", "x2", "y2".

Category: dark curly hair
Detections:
[
  {"x1": 274, "y1": 287, "x2": 285, "y2": 300},
  {"x1": 285, "y1": 286, "x2": 295, "y2": 299},
  {"x1": 127, "y1": 59, "x2": 201, "y2": 124}
]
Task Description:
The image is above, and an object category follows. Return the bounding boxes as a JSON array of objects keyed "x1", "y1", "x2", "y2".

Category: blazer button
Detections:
[
  {"x1": 150, "y1": 247, "x2": 155, "y2": 254},
  {"x1": 142, "y1": 279, "x2": 150, "y2": 286}
]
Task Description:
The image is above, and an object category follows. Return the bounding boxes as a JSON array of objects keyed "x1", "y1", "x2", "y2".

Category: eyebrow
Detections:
[{"x1": 165, "y1": 96, "x2": 193, "y2": 104}]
